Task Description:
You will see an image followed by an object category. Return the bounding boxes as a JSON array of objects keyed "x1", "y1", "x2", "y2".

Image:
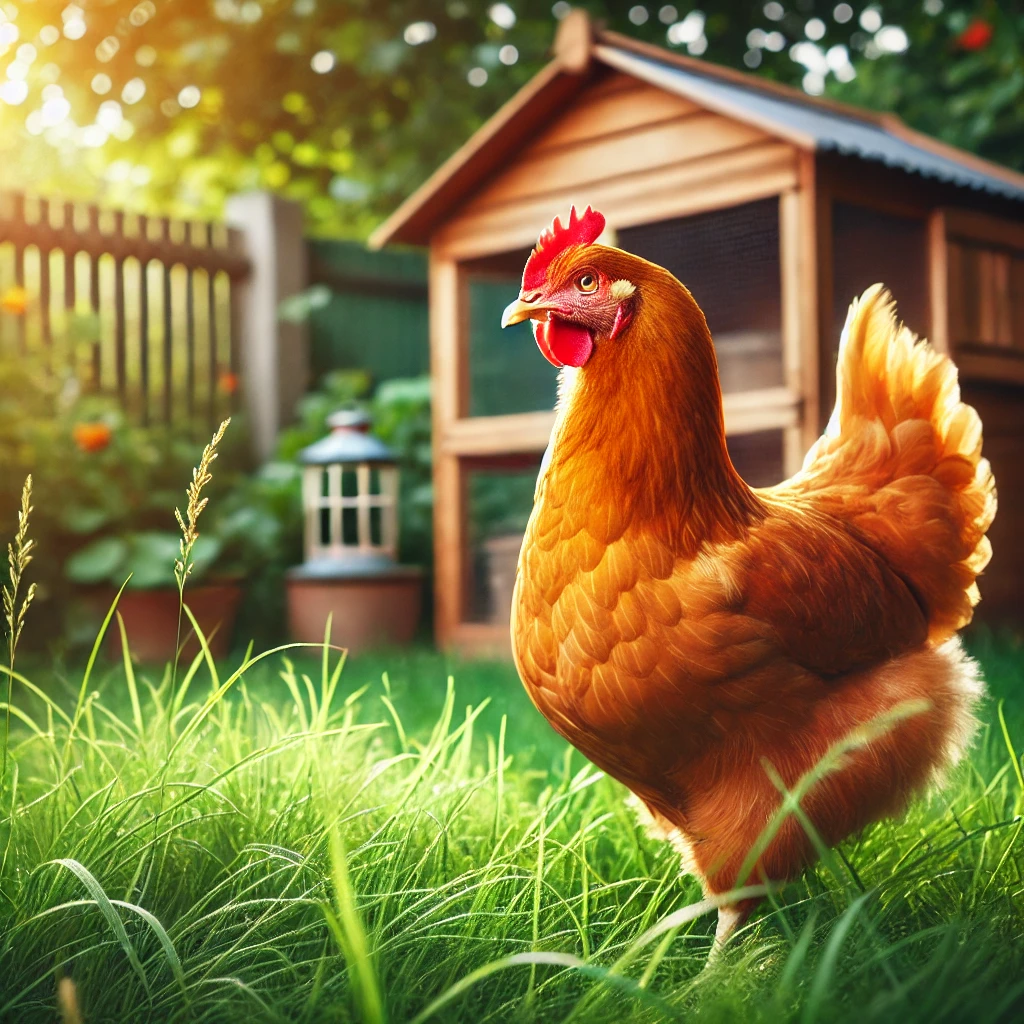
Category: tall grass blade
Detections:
[
  {"x1": 65, "y1": 578, "x2": 131, "y2": 767},
  {"x1": 116, "y1": 612, "x2": 144, "y2": 738},
  {"x1": 997, "y1": 700, "x2": 1024, "y2": 793},
  {"x1": 50, "y1": 858, "x2": 153, "y2": 998},
  {"x1": 801, "y1": 894, "x2": 869, "y2": 1024},
  {"x1": 735, "y1": 700, "x2": 929, "y2": 889},
  {"x1": 325, "y1": 826, "x2": 386, "y2": 1024}
]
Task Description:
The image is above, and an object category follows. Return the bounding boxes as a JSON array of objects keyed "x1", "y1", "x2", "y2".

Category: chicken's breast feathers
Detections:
[{"x1": 513, "y1": 490, "x2": 928, "y2": 782}]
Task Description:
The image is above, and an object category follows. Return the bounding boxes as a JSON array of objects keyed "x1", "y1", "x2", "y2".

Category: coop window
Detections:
[
  {"x1": 948, "y1": 241, "x2": 1024, "y2": 350},
  {"x1": 463, "y1": 456, "x2": 542, "y2": 625},
  {"x1": 831, "y1": 202, "x2": 927, "y2": 354},
  {"x1": 617, "y1": 198, "x2": 784, "y2": 395},
  {"x1": 464, "y1": 248, "x2": 559, "y2": 417},
  {"x1": 727, "y1": 429, "x2": 785, "y2": 488}
]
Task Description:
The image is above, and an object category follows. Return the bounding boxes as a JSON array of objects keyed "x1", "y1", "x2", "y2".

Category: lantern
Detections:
[
  {"x1": 299, "y1": 410, "x2": 400, "y2": 567},
  {"x1": 286, "y1": 410, "x2": 422, "y2": 653}
]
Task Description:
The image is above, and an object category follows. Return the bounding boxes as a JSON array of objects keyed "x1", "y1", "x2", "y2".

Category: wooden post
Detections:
[
  {"x1": 779, "y1": 189, "x2": 806, "y2": 476},
  {"x1": 62, "y1": 202, "x2": 75, "y2": 370},
  {"x1": 185, "y1": 263, "x2": 196, "y2": 421},
  {"x1": 38, "y1": 198, "x2": 51, "y2": 351},
  {"x1": 113, "y1": 210, "x2": 126, "y2": 402},
  {"x1": 807, "y1": 154, "x2": 831, "y2": 434},
  {"x1": 429, "y1": 253, "x2": 467, "y2": 648},
  {"x1": 785, "y1": 152, "x2": 825, "y2": 453},
  {"x1": 226, "y1": 191, "x2": 309, "y2": 460},
  {"x1": 161, "y1": 218, "x2": 173, "y2": 424},
  {"x1": 927, "y1": 210, "x2": 949, "y2": 354},
  {"x1": 12, "y1": 193, "x2": 25, "y2": 353},
  {"x1": 87, "y1": 204, "x2": 101, "y2": 390},
  {"x1": 138, "y1": 216, "x2": 150, "y2": 425}
]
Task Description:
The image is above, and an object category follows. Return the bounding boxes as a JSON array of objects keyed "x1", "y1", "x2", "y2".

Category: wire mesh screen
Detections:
[
  {"x1": 831, "y1": 202, "x2": 928, "y2": 372},
  {"x1": 618, "y1": 198, "x2": 783, "y2": 394},
  {"x1": 727, "y1": 429, "x2": 784, "y2": 488}
]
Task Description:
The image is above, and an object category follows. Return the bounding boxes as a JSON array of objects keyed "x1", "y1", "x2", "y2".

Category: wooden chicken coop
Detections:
[{"x1": 371, "y1": 10, "x2": 1024, "y2": 655}]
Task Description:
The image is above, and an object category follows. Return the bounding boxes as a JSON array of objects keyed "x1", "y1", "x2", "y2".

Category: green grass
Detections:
[{"x1": 1, "y1": 627, "x2": 1023, "y2": 1023}]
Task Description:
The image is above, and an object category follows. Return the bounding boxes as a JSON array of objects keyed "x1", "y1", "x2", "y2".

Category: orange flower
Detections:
[
  {"x1": 957, "y1": 19, "x2": 993, "y2": 51},
  {"x1": 218, "y1": 369, "x2": 240, "y2": 395},
  {"x1": 73, "y1": 422, "x2": 113, "y2": 453},
  {"x1": 1, "y1": 286, "x2": 28, "y2": 316}
]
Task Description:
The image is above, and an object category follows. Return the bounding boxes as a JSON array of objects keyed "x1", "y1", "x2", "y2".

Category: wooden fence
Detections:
[{"x1": 0, "y1": 192, "x2": 251, "y2": 428}]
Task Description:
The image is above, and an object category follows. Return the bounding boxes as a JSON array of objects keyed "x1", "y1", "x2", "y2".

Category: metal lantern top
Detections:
[
  {"x1": 292, "y1": 409, "x2": 418, "y2": 581},
  {"x1": 298, "y1": 409, "x2": 397, "y2": 466}
]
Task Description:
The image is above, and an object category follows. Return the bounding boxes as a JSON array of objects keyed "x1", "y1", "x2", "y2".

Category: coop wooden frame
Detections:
[{"x1": 374, "y1": 13, "x2": 1024, "y2": 652}]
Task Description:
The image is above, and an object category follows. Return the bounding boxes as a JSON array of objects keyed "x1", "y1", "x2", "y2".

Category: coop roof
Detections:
[{"x1": 370, "y1": 12, "x2": 1024, "y2": 249}]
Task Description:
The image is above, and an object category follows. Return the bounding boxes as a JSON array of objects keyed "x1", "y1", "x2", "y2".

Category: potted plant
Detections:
[{"x1": 52, "y1": 407, "x2": 271, "y2": 662}]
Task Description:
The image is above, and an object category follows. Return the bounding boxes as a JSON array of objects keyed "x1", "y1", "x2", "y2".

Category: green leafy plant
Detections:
[{"x1": 0, "y1": 344, "x2": 287, "y2": 652}]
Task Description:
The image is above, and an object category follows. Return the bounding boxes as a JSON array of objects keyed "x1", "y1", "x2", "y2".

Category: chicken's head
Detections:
[{"x1": 501, "y1": 205, "x2": 637, "y2": 368}]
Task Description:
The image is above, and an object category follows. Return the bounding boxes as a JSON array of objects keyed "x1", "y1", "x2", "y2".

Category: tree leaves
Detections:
[{"x1": 3, "y1": 3, "x2": 1020, "y2": 236}]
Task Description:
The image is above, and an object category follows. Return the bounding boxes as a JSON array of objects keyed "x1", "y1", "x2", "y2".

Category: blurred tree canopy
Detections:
[{"x1": 0, "y1": 1, "x2": 1019, "y2": 238}]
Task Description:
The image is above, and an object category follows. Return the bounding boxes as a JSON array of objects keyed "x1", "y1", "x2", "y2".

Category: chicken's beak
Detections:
[{"x1": 501, "y1": 295, "x2": 552, "y2": 329}]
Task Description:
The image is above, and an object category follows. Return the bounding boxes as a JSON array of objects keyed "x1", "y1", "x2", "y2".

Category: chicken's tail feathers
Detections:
[{"x1": 790, "y1": 284, "x2": 996, "y2": 640}]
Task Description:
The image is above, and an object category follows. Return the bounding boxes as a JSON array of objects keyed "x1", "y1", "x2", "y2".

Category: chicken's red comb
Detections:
[{"x1": 522, "y1": 206, "x2": 606, "y2": 290}]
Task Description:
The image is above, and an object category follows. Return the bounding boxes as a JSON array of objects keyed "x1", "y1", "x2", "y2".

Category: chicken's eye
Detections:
[{"x1": 575, "y1": 273, "x2": 598, "y2": 294}]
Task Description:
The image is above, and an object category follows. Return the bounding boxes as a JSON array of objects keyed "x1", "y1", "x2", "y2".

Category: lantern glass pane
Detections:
[
  {"x1": 314, "y1": 468, "x2": 329, "y2": 546},
  {"x1": 341, "y1": 467, "x2": 359, "y2": 498},
  {"x1": 369, "y1": 467, "x2": 382, "y2": 495},
  {"x1": 342, "y1": 507, "x2": 358, "y2": 546},
  {"x1": 370, "y1": 506, "x2": 383, "y2": 546}
]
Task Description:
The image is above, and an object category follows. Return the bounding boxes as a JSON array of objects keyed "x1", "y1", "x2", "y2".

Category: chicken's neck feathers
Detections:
[{"x1": 541, "y1": 298, "x2": 762, "y2": 555}]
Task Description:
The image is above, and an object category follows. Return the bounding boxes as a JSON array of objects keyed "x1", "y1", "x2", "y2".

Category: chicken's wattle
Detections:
[{"x1": 534, "y1": 318, "x2": 594, "y2": 368}]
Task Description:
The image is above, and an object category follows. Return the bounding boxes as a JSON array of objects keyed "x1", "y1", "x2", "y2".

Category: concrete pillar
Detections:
[{"x1": 226, "y1": 191, "x2": 309, "y2": 461}]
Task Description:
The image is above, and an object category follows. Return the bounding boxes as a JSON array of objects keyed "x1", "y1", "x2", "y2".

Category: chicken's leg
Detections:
[{"x1": 708, "y1": 903, "x2": 750, "y2": 962}]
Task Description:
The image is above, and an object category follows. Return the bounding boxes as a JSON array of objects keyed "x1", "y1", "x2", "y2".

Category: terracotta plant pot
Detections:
[
  {"x1": 98, "y1": 583, "x2": 243, "y2": 663},
  {"x1": 482, "y1": 533, "x2": 525, "y2": 627},
  {"x1": 286, "y1": 567, "x2": 422, "y2": 656}
]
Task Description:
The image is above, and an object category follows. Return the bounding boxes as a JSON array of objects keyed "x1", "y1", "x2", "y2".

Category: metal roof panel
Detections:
[{"x1": 603, "y1": 47, "x2": 1024, "y2": 204}]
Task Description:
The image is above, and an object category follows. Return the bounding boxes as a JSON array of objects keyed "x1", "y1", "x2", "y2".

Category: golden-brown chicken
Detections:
[{"x1": 502, "y1": 206, "x2": 996, "y2": 949}]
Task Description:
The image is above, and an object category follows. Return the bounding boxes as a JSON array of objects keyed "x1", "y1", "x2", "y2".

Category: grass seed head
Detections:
[
  {"x1": 57, "y1": 977, "x2": 82, "y2": 1024},
  {"x1": 174, "y1": 418, "x2": 230, "y2": 590},
  {"x1": 4, "y1": 474, "x2": 36, "y2": 660}
]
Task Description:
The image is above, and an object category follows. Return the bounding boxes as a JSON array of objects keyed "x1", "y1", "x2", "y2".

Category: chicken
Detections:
[{"x1": 501, "y1": 206, "x2": 996, "y2": 950}]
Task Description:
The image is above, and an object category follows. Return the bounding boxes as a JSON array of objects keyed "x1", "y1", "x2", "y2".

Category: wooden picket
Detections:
[{"x1": 0, "y1": 191, "x2": 251, "y2": 427}]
